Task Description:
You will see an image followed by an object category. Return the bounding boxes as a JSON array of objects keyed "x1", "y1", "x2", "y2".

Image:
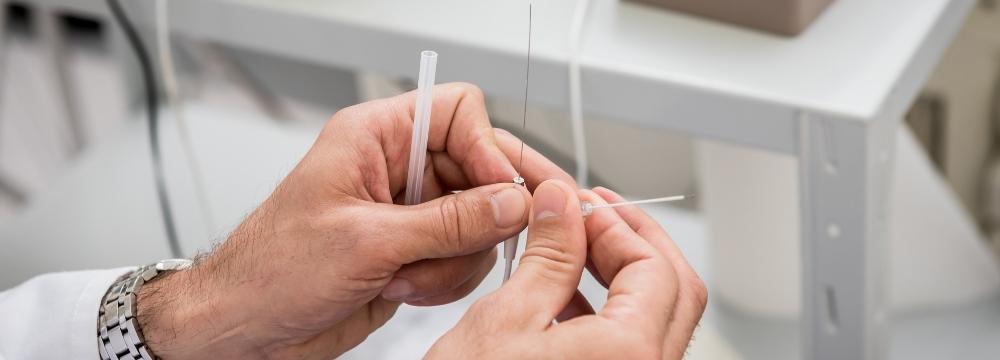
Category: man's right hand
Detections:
[{"x1": 426, "y1": 180, "x2": 708, "y2": 359}]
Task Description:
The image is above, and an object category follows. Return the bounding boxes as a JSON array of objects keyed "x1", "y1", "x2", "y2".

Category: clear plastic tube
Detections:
[{"x1": 405, "y1": 51, "x2": 438, "y2": 205}]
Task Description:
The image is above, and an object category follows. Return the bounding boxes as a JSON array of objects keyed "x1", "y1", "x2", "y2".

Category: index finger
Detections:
[
  {"x1": 493, "y1": 128, "x2": 577, "y2": 191},
  {"x1": 578, "y1": 190, "x2": 677, "y2": 340},
  {"x1": 592, "y1": 187, "x2": 708, "y2": 359},
  {"x1": 591, "y1": 187, "x2": 699, "y2": 283},
  {"x1": 398, "y1": 82, "x2": 517, "y2": 186}
]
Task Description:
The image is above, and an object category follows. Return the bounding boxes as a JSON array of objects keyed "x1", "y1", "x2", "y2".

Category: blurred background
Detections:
[{"x1": 1, "y1": 0, "x2": 999, "y2": 359}]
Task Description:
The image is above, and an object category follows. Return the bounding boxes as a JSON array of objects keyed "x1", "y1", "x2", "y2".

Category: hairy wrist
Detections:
[
  {"x1": 135, "y1": 269, "x2": 199, "y2": 358},
  {"x1": 134, "y1": 199, "x2": 298, "y2": 359},
  {"x1": 136, "y1": 265, "x2": 253, "y2": 359}
]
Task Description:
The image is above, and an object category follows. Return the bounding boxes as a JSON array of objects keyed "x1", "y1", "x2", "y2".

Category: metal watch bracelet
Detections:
[{"x1": 97, "y1": 259, "x2": 192, "y2": 360}]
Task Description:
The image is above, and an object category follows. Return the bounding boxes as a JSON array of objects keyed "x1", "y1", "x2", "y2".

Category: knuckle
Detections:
[
  {"x1": 594, "y1": 221, "x2": 637, "y2": 246},
  {"x1": 434, "y1": 194, "x2": 493, "y2": 251},
  {"x1": 522, "y1": 248, "x2": 577, "y2": 284},
  {"x1": 521, "y1": 224, "x2": 579, "y2": 281},
  {"x1": 328, "y1": 103, "x2": 364, "y2": 127},
  {"x1": 455, "y1": 82, "x2": 485, "y2": 102},
  {"x1": 323, "y1": 102, "x2": 380, "y2": 139},
  {"x1": 686, "y1": 273, "x2": 709, "y2": 313},
  {"x1": 435, "y1": 195, "x2": 487, "y2": 250},
  {"x1": 435, "y1": 196, "x2": 466, "y2": 252},
  {"x1": 529, "y1": 219, "x2": 573, "y2": 249},
  {"x1": 470, "y1": 293, "x2": 501, "y2": 312},
  {"x1": 467, "y1": 293, "x2": 506, "y2": 322}
]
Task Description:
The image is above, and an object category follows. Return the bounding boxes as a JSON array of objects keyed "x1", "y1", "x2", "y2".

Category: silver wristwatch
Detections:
[{"x1": 97, "y1": 259, "x2": 192, "y2": 360}]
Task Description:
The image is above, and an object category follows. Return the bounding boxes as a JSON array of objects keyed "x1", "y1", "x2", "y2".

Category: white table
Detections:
[{"x1": 11, "y1": 0, "x2": 977, "y2": 358}]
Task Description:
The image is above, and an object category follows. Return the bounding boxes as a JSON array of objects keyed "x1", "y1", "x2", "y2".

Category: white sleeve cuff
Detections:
[{"x1": 0, "y1": 267, "x2": 133, "y2": 360}]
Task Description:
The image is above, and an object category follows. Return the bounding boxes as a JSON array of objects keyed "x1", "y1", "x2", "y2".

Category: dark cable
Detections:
[{"x1": 106, "y1": 0, "x2": 182, "y2": 258}]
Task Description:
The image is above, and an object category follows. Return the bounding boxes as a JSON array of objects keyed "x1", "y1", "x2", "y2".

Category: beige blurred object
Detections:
[
  {"x1": 919, "y1": 4, "x2": 1000, "y2": 229},
  {"x1": 626, "y1": 0, "x2": 835, "y2": 36}
]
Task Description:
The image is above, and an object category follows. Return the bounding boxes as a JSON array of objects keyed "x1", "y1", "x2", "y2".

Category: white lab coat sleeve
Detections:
[{"x1": 0, "y1": 268, "x2": 133, "y2": 360}]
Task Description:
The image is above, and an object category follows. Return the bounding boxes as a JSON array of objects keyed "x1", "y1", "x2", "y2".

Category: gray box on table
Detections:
[{"x1": 627, "y1": 0, "x2": 836, "y2": 36}]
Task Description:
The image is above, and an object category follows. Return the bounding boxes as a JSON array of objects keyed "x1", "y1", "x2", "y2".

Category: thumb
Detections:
[
  {"x1": 382, "y1": 183, "x2": 531, "y2": 263},
  {"x1": 497, "y1": 179, "x2": 587, "y2": 327}
]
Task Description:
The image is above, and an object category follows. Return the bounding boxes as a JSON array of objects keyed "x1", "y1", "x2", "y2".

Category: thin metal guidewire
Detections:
[{"x1": 517, "y1": 3, "x2": 532, "y2": 175}]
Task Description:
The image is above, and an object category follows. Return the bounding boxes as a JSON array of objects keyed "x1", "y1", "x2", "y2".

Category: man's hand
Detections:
[
  {"x1": 133, "y1": 83, "x2": 567, "y2": 359},
  {"x1": 426, "y1": 180, "x2": 708, "y2": 359}
]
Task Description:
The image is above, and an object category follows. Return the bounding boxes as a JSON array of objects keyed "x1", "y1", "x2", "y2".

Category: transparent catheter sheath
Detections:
[
  {"x1": 502, "y1": 176, "x2": 526, "y2": 283},
  {"x1": 404, "y1": 51, "x2": 438, "y2": 206}
]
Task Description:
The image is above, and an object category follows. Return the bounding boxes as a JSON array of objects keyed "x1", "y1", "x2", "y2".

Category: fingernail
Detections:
[
  {"x1": 533, "y1": 181, "x2": 567, "y2": 220},
  {"x1": 491, "y1": 187, "x2": 527, "y2": 228},
  {"x1": 382, "y1": 278, "x2": 414, "y2": 301}
]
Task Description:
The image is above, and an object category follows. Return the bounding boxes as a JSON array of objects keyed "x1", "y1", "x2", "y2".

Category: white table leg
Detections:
[{"x1": 799, "y1": 112, "x2": 896, "y2": 360}]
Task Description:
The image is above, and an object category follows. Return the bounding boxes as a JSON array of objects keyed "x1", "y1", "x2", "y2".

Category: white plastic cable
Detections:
[
  {"x1": 404, "y1": 51, "x2": 437, "y2": 206},
  {"x1": 568, "y1": 0, "x2": 592, "y2": 187},
  {"x1": 580, "y1": 194, "x2": 692, "y2": 216},
  {"x1": 155, "y1": 0, "x2": 216, "y2": 239}
]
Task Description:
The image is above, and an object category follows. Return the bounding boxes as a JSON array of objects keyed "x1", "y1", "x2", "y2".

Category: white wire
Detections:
[
  {"x1": 593, "y1": 195, "x2": 690, "y2": 208},
  {"x1": 581, "y1": 194, "x2": 693, "y2": 216},
  {"x1": 568, "y1": 0, "x2": 591, "y2": 187},
  {"x1": 155, "y1": 0, "x2": 217, "y2": 239}
]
